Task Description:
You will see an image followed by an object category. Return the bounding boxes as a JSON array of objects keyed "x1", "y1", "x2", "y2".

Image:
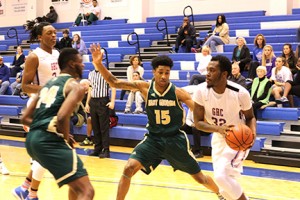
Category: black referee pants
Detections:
[{"x1": 89, "y1": 97, "x2": 110, "y2": 153}]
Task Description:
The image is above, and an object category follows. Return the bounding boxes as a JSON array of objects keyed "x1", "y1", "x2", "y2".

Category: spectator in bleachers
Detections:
[
  {"x1": 251, "y1": 66, "x2": 272, "y2": 119},
  {"x1": 231, "y1": 37, "x2": 252, "y2": 72},
  {"x1": 35, "y1": 6, "x2": 58, "y2": 24},
  {"x1": 0, "y1": 56, "x2": 10, "y2": 95},
  {"x1": 189, "y1": 45, "x2": 212, "y2": 85},
  {"x1": 120, "y1": 56, "x2": 144, "y2": 100},
  {"x1": 261, "y1": 45, "x2": 276, "y2": 78},
  {"x1": 173, "y1": 17, "x2": 196, "y2": 53},
  {"x1": 180, "y1": 108, "x2": 211, "y2": 158},
  {"x1": 270, "y1": 57, "x2": 293, "y2": 101},
  {"x1": 202, "y1": 14, "x2": 229, "y2": 52},
  {"x1": 10, "y1": 46, "x2": 25, "y2": 77},
  {"x1": 10, "y1": 71, "x2": 23, "y2": 95},
  {"x1": 74, "y1": 0, "x2": 101, "y2": 26},
  {"x1": 227, "y1": 62, "x2": 247, "y2": 88},
  {"x1": 281, "y1": 43, "x2": 297, "y2": 75},
  {"x1": 247, "y1": 34, "x2": 266, "y2": 80},
  {"x1": 279, "y1": 57, "x2": 300, "y2": 107},
  {"x1": 124, "y1": 71, "x2": 144, "y2": 114},
  {"x1": 58, "y1": 29, "x2": 72, "y2": 50},
  {"x1": 72, "y1": 34, "x2": 87, "y2": 55}
]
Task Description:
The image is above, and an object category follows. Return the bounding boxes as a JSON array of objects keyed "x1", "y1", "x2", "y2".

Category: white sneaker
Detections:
[
  {"x1": 0, "y1": 163, "x2": 9, "y2": 175},
  {"x1": 280, "y1": 96, "x2": 289, "y2": 102}
]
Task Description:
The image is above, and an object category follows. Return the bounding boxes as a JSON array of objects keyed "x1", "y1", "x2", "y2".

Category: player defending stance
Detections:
[
  {"x1": 22, "y1": 48, "x2": 94, "y2": 200},
  {"x1": 193, "y1": 55, "x2": 256, "y2": 200},
  {"x1": 90, "y1": 44, "x2": 224, "y2": 200}
]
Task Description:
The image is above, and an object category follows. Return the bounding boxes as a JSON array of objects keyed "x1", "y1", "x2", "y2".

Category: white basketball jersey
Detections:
[
  {"x1": 32, "y1": 47, "x2": 60, "y2": 86},
  {"x1": 193, "y1": 80, "x2": 252, "y2": 127}
]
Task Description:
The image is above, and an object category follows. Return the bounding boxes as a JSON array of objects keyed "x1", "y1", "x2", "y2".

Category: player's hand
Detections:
[
  {"x1": 85, "y1": 105, "x2": 90, "y2": 113},
  {"x1": 217, "y1": 125, "x2": 234, "y2": 136},
  {"x1": 106, "y1": 102, "x2": 115, "y2": 110},
  {"x1": 90, "y1": 43, "x2": 103, "y2": 67},
  {"x1": 68, "y1": 134, "x2": 76, "y2": 148}
]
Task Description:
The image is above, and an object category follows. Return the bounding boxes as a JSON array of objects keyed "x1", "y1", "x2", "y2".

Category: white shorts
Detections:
[{"x1": 211, "y1": 133, "x2": 249, "y2": 178}]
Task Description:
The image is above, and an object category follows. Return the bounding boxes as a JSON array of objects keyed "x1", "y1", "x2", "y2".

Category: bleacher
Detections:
[{"x1": 0, "y1": 9, "x2": 300, "y2": 166}]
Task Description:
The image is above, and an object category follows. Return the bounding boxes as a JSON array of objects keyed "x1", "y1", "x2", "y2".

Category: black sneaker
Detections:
[
  {"x1": 194, "y1": 151, "x2": 204, "y2": 158},
  {"x1": 89, "y1": 151, "x2": 100, "y2": 156},
  {"x1": 99, "y1": 149, "x2": 110, "y2": 158}
]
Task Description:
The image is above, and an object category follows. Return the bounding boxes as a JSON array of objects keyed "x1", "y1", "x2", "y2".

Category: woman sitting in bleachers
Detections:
[
  {"x1": 231, "y1": 36, "x2": 252, "y2": 72},
  {"x1": 270, "y1": 57, "x2": 293, "y2": 102},
  {"x1": 72, "y1": 34, "x2": 87, "y2": 55},
  {"x1": 281, "y1": 43, "x2": 297, "y2": 75},
  {"x1": 251, "y1": 66, "x2": 272, "y2": 119},
  {"x1": 280, "y1": 57, "x2": 300, "y2": 107},
  {"x1": 247, "y1": 34, "x2": 266, "y2": 80},
  {"x1": 120, "y1": 56, "x2": 144, "y2": 100},
  {"x1": 261, "y1": 45, "x2": 276, "y2": 78},
  {"x1": 189, "y1": 45, "x2": 212, "y2": 85},
  {"x1": 10, "y1": 46, "x2": 25, "y2": 77},
  {"x1": 202, "y1": 14, "x2": 229, "y2": 52}
]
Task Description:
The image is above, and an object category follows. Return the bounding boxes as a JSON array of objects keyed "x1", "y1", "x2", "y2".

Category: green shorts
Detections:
[
  {"x1": 26, "y1": 129, "x2": 88, "y2": 187},
  {"x1": 130, "y1": 131, "x2": 200, "y2": 175}
]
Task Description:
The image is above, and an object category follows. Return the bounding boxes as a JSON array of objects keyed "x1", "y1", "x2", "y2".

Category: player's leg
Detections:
[
  {"x1": 191, "y1": 172, "x2": 219, "y2": 193},
  {"x1": 68, "y1": 176, "x2": 94, "y2": 200},
  {"x1": 116, "y1": 158, "x2": 143, "y2": 200},
  {"x1": 27, "y1": 161, "x2": 46, "y2": 199},
  {"x1": 213, "y1": 145, "x2": 249, "y2": 200}
]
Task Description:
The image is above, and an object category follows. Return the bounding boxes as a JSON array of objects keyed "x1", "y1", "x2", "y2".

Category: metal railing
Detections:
[
  {"x1": 156, "y1": 18, "x2": 170, "y2": 46},
  {"x1": 101, "y1": 47, "x2": 109, "y2": 69},
  {"x1": 127, "y1": 32, "x2": 142, "y2": 61},
  {"x1": 7, "y1": 28, "x2": 20, "y2": 46},
  {"x1": 183, "y1": 5, "x2": 194, "y2": 26}
]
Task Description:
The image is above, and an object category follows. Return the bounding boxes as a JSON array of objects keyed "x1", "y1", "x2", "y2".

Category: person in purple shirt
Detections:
[
  {"x1": 261, "y1": 45, "x2": 276, "y2": 78},
  {"x1": 0, "y1": 56, "x2": 11, "y2": 94}
]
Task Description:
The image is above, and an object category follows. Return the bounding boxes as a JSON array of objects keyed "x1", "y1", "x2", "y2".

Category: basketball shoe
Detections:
[
  {"x1": 0, "y1": 162, "x2": 9, "y2": 175},
  {"x1": 12, "y1": 186, "x2": 29, "y2": 200}
]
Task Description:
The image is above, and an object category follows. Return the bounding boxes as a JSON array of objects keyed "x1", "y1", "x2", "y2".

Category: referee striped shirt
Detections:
[{"x1": 88, "y1": 70, "x2": 109, "y2": 98}]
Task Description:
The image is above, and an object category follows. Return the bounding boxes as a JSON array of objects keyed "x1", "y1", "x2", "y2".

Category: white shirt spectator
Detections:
[
  {"x1": 197, "y1": 54, "x2": 212, "y2": 75},
  {"x1": 270, "y1": 66, "x2": 293, "y2": 83}
]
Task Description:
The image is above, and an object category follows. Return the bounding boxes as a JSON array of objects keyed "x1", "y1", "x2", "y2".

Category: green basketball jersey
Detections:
[
  {"x1": 146, "y1": 81, "x2": 184, "y2": 136},
  {"x1": 30, "y1": 74, "x2": 73, "y2": 134}
]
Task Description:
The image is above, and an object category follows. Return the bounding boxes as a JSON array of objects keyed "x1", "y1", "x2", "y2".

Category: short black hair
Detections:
[
  {"x1": 210, "y1": 55, "x2": 232, "y2": 77},
  {"x1": 24, "y1": 21, "x2": 51, "y2": 43},
  {"x1": 49, "y1": 6, "x2": 54, "y2": 9},
  {"x1": 58, "y1": 48, "x2": 79, "y2": 71},
  {"x1": 62, "y1": 29, "x2": 69, "y2": 34},
  {"x1": 151, "y1": 55, "x2": 173, "y2": 70}
]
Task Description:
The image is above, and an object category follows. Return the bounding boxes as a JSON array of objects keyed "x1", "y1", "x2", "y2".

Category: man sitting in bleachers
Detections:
[
  {"x1": 0, "y1": 56, "x2": 10, "y2": 95},
  {"x1": 173, "y1": 17, "x2": 196, "y2": 53},
  {"x1": 74, "y1": 0, "x2": 101, "y2": 26},
  {"x1": 227, "y1": 62, "x2": 247, "y2": 89}
]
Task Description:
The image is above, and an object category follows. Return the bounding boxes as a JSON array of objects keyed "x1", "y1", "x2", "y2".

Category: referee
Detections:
[{"x1": 85, "y1": 67, "x2": 116, "y2": 158}]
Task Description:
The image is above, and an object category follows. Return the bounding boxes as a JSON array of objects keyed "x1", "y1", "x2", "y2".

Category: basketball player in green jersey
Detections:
[
  {"x1": 21, "y1": 48, "x2": 94, "y2": 200},
  {"x1": 90, "y1": 44, "x2": 224, "y2": 200}
]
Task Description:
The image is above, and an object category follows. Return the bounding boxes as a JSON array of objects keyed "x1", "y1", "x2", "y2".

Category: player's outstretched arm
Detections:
[
  {"x1": 90, "y1": 43, "x2": 149, "y2": 92},
  {"x1": 176, "y1": 88, "x2": 194, "y2": 110}
]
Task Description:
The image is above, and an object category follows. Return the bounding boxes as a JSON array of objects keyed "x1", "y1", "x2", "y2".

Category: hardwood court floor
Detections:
[{"x1": 1, "y1": 135, "x2": 300, "y2": 200}]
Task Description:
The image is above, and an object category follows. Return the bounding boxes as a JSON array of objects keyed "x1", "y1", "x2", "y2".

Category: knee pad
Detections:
[{"x1": 31, "y1": 161, "x2": 46, "y2": 181}]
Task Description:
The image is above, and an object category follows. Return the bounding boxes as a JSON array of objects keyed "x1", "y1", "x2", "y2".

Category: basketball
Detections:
[{"x1": 225, "y1": 124, "x2": 255, "y2": 151}]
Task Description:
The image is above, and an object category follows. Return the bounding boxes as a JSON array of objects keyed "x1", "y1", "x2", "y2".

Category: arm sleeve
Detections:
[
  {"x1": 219, "y1": 23, "x2": 229, "y2": 37},
  {"x1": 239, "y1": 89, "x2": 252, "y2": 111}
]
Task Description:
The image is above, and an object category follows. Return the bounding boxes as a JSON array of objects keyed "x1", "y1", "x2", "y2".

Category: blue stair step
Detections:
[
  {"x1": 257, "y1": 107, "x2": 300, "y2": 121},
  {"x1": 0, "y1": 105, "x2": 23, "y2": 116},
  {"x1": 0, "y1": 95, "x2": 28, "y2": 105},
  {"x1": 256, "y1": 121, "x2": 285, "y2": 136}
]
